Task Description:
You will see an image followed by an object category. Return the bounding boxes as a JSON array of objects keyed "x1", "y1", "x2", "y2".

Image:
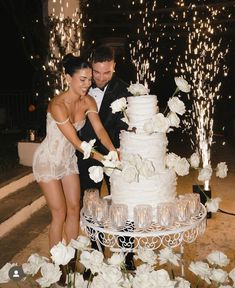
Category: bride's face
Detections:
[{"x1": 69, "y1": 68, "x2": 92, "y2": 97}]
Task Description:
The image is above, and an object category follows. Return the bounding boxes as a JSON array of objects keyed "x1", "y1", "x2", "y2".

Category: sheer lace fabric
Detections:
[{"x1": 33, "y1": 112, "x2": 85, "y2": 182}]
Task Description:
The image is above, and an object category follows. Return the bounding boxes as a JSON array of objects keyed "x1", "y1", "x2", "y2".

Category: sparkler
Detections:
[
  {"x1": 46, "y1": 0, "x2": 82, "y2": 96},
  {"x1": 129, "y1": 0, "x2": 159, "y2": 87},
  {"x1": 175, "y1": 2, "x2": 230, "y2": 190}
]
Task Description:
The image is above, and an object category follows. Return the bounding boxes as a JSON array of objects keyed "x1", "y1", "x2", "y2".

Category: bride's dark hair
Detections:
[{"x1": 62, "y1": 53, "x2": 92, "y2": 76}]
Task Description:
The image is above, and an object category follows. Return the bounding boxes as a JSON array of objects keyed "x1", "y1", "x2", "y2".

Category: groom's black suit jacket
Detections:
[{"x1": 77, "y1": 75, "x2": 129, "y2": 197}]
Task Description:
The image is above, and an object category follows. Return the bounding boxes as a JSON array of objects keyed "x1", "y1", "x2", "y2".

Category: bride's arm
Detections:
[
  {"x1": 86, "y1": 97, "x2": 116, "y2": 153},
  {"x1": 50, "y1": 102, "x2": 105, "y2": 161}
]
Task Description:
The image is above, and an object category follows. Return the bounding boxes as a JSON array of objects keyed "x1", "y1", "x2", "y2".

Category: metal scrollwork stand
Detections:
[{"x1": 80, "y1": 204, "x2": 207, "y2": 276}]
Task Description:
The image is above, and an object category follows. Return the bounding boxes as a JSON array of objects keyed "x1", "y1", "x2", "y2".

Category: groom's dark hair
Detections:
[{"x1": 91, "y1": 46, "x2": 115, "y2": 63}]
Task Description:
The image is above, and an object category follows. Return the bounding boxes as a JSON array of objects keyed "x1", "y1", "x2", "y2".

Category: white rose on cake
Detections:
[
  {"x1": 140, "y1": 159, "x2": 155, "y2": 177},
  {"x1": 126, "y1": 154, "x2": 143, "y2": 171},
  {"x1": 168, "y1": 97, "x2": 186, "y2": 116},
  {"x1": 151, "y1": 113, "x2": 171, "y2": 133},
  {"x1": 174, "y1": 157, "x2": 190, "y2": 176},
  {"x1": 121, "y1": 164, "x2": 139, "y2": 183},
  {"x1": 127, "y1": 82, "x2": 150, "y2": 96},
  {"x1": 166, "y1": 153, "x2": 180, "y2": 169},
  {"x1": 167, "y1": 112, "x2": 180, "y2": 128}
]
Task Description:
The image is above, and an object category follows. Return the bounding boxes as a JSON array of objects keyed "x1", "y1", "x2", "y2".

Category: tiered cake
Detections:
[{"x1": 110, "y1": 95, "x2": 177, "y2": 219}]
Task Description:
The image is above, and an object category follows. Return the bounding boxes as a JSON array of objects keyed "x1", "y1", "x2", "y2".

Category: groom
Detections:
[{"x1": 77, "y1": 45, "x2": 135, "y2": 270}]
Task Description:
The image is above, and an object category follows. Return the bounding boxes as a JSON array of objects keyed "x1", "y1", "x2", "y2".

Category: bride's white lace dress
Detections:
[{"x1": 33, "y1": 112, "x2": 85, "y2": 183}]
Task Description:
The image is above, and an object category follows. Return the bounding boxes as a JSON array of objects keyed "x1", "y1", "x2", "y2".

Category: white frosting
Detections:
[
  {"x1": 127, "y1": 95, "x2": 158, "y2": 132},
  {"x1": 110, "y1": 94, "x2": 177, "y2": 220},
  {"x1": 120, "y1": 131, "x2": 168, "y2": 172},
  {"x1": 111, "y1": 169, "x2": 177, "y2": 219}
]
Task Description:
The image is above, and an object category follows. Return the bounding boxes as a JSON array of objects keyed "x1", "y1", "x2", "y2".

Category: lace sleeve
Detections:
[{"x1": 85, "y1": 110, "x2": 98, "y2": 116}]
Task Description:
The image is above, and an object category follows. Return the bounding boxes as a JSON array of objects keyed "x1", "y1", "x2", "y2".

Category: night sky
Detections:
[{"x1": 0, "y1": 0, "x2": 42, "y2": 90}]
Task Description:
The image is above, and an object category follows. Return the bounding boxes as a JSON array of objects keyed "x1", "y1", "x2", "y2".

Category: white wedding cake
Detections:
[{"x1": 110, "y1": 94, "x2": 177, "y2": 219}]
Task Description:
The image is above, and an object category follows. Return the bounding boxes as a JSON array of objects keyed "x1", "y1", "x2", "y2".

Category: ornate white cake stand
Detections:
[
  {"x1": 80, "y1": 203, "x2": 207, "y2": 252},
  {"x1": 81, "y1": 203, "x2": 207, "y2": 275}
]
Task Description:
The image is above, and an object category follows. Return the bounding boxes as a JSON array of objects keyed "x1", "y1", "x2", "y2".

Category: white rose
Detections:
[
  {"x1": 80, "y1": 250, "x2": 104, "y2": 274},
  {"x1": 101, "y1": 264, "x2": 124, "y2": 284},
  {"x1": 69, "y1": 235, "x2": 91, "y2": 251},
  {"x1": 121, "y1": 164, "x2": 139, "y2": 183},
  {"x1": 151, "y1": 113, "x2": 171, "y2": 133},
  {"x1": 174, "y1": 76, "x2": 191, "y2": 93},
  {"x1": 189, "y1": 261, "x2": 212, "y2": 284},
  {"x1": 132, "y1": 272, "x2": 153, "y2": 288},
  {"x1": 216, "y1": 162, "x2": 228, "y2": 178},
  {"x1": 229, "y1": 267, "x2": 235, "y2": 283},
  {"x1": 110, "y1": 97, "x2": 127, "y2": 113},
  {"x1": 175, "y1": 277, "x2": 191, "y2": 288},
  {"x1": 198, "y1": 165, "x2": 213, "y2": 182},
  {"x1": 143, "y1": 120, "x2": 154, "y2": 133},
  {"x1": 50, "y1": 242, "x2": 75, "y2": 265},
  {"x1": 140, "y1": 159, "x2": 155, "y2": 177},
  {"x1": 167, "y1": 111, "x2": 180, "y2": 128},
  {"x1": 190, "y1": 152, "x2": 200, "y2": 168},
  {"x1": 210, "y1": 268, "x2": 228, "y2": 284},
  {"x1": 174, "y1": 157, "x2": 190, "y2": 176},
  {"x1": 166, "y1": 153, "x2": 180, "y2": 169},
  {"x1": 151, "y1": 269, "x2": 176, "y2": 287},
  {"x1": 80, "y1": 139, "x2": 96, "y2": 159},
  {"x1": 135, "y1": 264, "x2": 154, "y2": 275},
  {"x1": 168, "y1": 97, "x2": 186, "y2": 115},
  {"x1": 127, "y1": 83, "x2": 149, "y2": 96},
  {"x1": 107, "y1": 253, "x2": 125, "y2": 267},
  {"x1": 90, "y1": 275, "x2": 107, "y2": 288},
  {"x1": 88, "y1": 166, "x2": 104, "y2": 183},
  {"x1": 158, "y1": 247, "x2": 180, "y2": 267},
  {"x1": 73, "y1": 273, "x2": 88, "y2": 288},
  {"x1": 127, "y1": 154, "x2": 143, "y2": 171},
  {"x1": 135, "y1": 247, "x2": 157, "y2": 265},
  {"x1": 207, "y1": 251, "x2": 230, "y2": 267},
  {"x1": 205, "y1": 197, "x2": 221, "y2": 213},
  {"x1": 36, "y1": 263, "x2": 61, "y2": 288},
  {"x1": 23, "y1": 253, "x2": 48, "y2": 276}
]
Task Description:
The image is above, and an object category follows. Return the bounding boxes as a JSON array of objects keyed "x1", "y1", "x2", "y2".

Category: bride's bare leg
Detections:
[
  {"x1": 62, "y1": 174, "x2": 81, "y2": 243},
  {"x1": 39, "y1": 180, "x2": 66, "y2": 248}
]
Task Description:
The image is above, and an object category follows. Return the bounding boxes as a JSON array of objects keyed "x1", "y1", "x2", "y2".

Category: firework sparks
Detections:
[{"x1": 175, "y1": 2, "x2": 229, "y2": 190}]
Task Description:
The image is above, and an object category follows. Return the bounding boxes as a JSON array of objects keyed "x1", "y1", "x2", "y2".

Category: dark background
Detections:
[{"x1": 0, "y1": 0, "x2": 234, "y2": 141}]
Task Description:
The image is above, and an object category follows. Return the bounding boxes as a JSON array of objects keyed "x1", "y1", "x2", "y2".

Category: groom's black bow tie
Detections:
[{"x1": 91, "y1": 82, "x2": 107, "y2": 91}]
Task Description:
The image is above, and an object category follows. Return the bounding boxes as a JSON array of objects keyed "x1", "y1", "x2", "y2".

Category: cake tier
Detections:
[
  {"x1": 110, "y1": 169, "x2": 177, "y2": 220},
  {"x1": 120, "y1": 131, "x2": 168, "y2": 171},
  {"x1": 127, "y1": 95, "x2": 158, "y2": 132}
]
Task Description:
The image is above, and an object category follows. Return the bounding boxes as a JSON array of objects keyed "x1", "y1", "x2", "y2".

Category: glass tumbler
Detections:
[
  {"x1": 83, "y1": 188, "x2": 99, "y2": 216},
  {"x1": 92, "y1": 198, "x2": 109, "y2": 224},
  {"x1": 110, "y1": 203, "x2": 128, "y2": 229},
  {"x1": 175, "y1": 199, "x2": 190, "y2": 222},
  {"x1": 134, "y1": 204, "x2": 152, "y2": 229},
  {"x1": 184, "y1": 193, "x2": 201, "y2": 216},
  {"x1": 157, "y1": 202, "x2": 175, "y2": 227}
]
